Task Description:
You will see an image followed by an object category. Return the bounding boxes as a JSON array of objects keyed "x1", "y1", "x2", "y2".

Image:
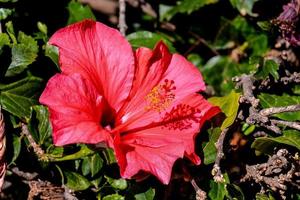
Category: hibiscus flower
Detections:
[{"x1": 40, "y1": 20, "x2": 220, "y2": 184}]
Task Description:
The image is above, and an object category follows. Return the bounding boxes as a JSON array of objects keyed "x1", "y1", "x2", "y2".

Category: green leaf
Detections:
[
  {"x1": 127, "y1": 31, "x2": 176, "y2": 53},
  {"x1": 203, "y1": 128, "x2": 221, "y2": 165},
  {"x1": 258, "y1": 93, "x2": 300, "y2": 121},
  {"x1": 6, "y1": 31, "x2": 38, "y2": 77},
  {"x1": 10, "y1": 134, "x2": 21, "y2": 164},
  {"x1": 67, "y1": 0, "x2": 95, "y2": 25},
  {"x1": 5, "y1": 21, "x2": 16, "y2": 44},
  {"x1": 227, "y1": 184, "x2": 245, "y2": 200},
  {"x1": 0, "y1": 76, "x2": 43, "y2": 118},
  {"x1": 0, "y1": 92, "x2": 37, "y2": 118},
  {"x1": 0, "y1": 0, "x2": 17, "y2": 2},
  {"x1": 0, "y1": 33, "x2": 10, "y2": 52},
  {"x1": 64, "y1": 171, "x2": 90, "y2": 191},
  {"x1": 103, "y1": 194, "x2": 125, "y2": 200},
  {"x1": 81, "y1": 156, "x2": 91, "y2": 176},
  {"x1": 255, "y1": 59, "x2": 279, "y2": 80},
  {"x1": 229, "y1": 0, "x2": 259, "y2": 16},
  {"x1": 208, "y1": 181, "x2": 228, "y2": 200},
  {"x1": 37, "y1": 22, "x2": 48, "y2": 35},
  {"x1": 252, "y1": 130, "x2": 300, "y2": 154},
  {"x1": 29, "y1": 105, "x2": 52, "y2": 145},
  {"x1": 135, "y1": 188, "x2": 155, "y2": 200},
  {"x1": 105, "y1": 176, "x2": 128, "y2": 190},
  {"x1": 162, "y1": 0, "x2": 219, "y2": 20},
  {"x1": 90, "y1": 153, "x2": 103, "y2": 177},
  {"x1": 0, "y1": 8, "x2": 13, "y2": 20},
  {"x1": 208, "y1": 91, "x2": 240, "y2": 129},
  {"x1": 81, "y1": 153, "x2": 103, "y2": 177},
  {"x1": 49, "y1": 144, "x2": 94, "y2": 162},
  {"x1": 45, "y1": 44, "x2": 59, "y2": 67},
  {"x1": 256, "y1": 193, "x2": 276, "y2": 200}
]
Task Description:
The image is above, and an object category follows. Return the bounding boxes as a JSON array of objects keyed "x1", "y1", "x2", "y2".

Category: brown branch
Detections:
[
  {"x1": 271, "y1": 119, "x2": 300, "y2": 131},
  {"x1": 241, "y1": 149, "x2": 300, "y2": 199},
  {"x1": 191, "y1": 179, "x2": 207, "y2": 200},
  {"x1": 21, "y1": 123, "x2": 48, "y2": 161},
  {"x1": 281, "y1": 72, "x2": 300, "y2": 84},
  {"x1": 260, "y1": 104, "x2": 300, "y2": 116},
  {"x1": 118, "y1": 0, "x2": 127, "y2": 36},
  {"x1": 212, "y1": 128, "x2": 228, "y2": 183},
  {"x1": 0, "y1": 107, "x2": 6, "y2": 191},
  {"x1": 11, "y1": 167, "x2": 38, "y2": 181}
]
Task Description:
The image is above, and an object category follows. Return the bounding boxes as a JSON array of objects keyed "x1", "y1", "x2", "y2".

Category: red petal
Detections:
[
  {"x1": 114, "y1": 131, "x2": 185, "y2": 184},
  {"x1": 49, "y1": 20, "x2": 135, "y2": 112},
  {"x1": 39, "y1": 73, "x2": 112, "y2": 146},
  {"x1": 116, "y1": 42, "x2": 206, "y2": 131}
]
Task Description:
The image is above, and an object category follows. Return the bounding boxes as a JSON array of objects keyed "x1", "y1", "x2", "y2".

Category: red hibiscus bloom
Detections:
[{"x1": 40, "y1": 20, "x2": 220, "y2": 184}]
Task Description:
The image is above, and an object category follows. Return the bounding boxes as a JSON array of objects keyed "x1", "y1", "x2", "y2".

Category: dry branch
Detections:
[
  {"x1": 212, "y1": 128, "x2": 228, "y2": 183},
  {"x1": 118, "y1": 0, "x2": 127, "y2": 36}
]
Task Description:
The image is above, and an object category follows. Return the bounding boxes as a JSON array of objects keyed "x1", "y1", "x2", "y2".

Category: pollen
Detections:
[
  {"x1": 162, "y1": 104, "x2": 201, "y2": 130},
  {"x1": 145, "y1": 79, "x2": 176, "y2": 112}
]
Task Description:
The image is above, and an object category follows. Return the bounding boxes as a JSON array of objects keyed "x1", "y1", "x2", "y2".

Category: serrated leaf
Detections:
[
  {"x1": 162, "y1": 0, "x2": 219, "y2": 20},
  {"x1": 64, "y1": 171, "x2": 90, "y2": 191},
  {"x1": 0, "y1": 33, "x2": 10, "y2": 52},
  {"x1": 29, "y1": 105, "x2": 52, "y2": 145},
  {"x1": 67, "y1": 0, "x2": 95, "y2": 25},
  {"x1": 252, "y1": 130, "x2": 300, "y2": 154},
  {"x1": 258, "y1": 93, "x2": 300, "y2": 121},
  {"x1": 203, "y1": 128, "x2": 221, "y2": 165},
  {"x1": 229, "y1": 0, "x2": 259, "y2": 16},
  {"x1": 103, "y1": 194, "x2": 125, "y2": 200},
  {"x1": 0, "y1": 8, "x2": 13, "y2": 20},
  {"x1": 135, "y1": 188, "x2": 155, "y2": 200},
  {"x1": 105, "y1": 176, "x2": 128, "y2": 190},
  {"x1": 127, "y1": 31, "x2": 176, "y2": 53},
  {"x1": 208, "y1": 91, "x2": 240, "y2": 129},
  {"x1": 6, "y1": 32, "x2": 38, "y2": 77}
]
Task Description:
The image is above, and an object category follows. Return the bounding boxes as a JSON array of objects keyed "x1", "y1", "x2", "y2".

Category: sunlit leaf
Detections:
[
  {"x1": 208, "y1": 91, "x2": 240, "y2": 129},
  {"x1": 0, "y1": 8, "x2": 13, "y2": 20},
  {"x1": 64, "y1": 170, "x2": 90, "y2": 191},
  {"x1": 103, "y1": 194, "x2": 125, "y2": 200},
  {"x1": 252, "y1": 130, "x2": 300, "y2": 154},
  {"x1": 162, "y1": 0, "x2": 219, "y2": 20},
  {"x1": 127, "y1": 31, "x2": 176, "y2": 53},
  {"x1": 135, "y1": 188, "x2": 155, "y2": 200},
  {"x1": 203, "y1": 128, "x2": 221, "y2": 165},
  {"x1": 67, "y1": 0, "x2": 95, "y2": 25},
  {"x1": 258, "y1": 93, "x2": 300, "y2": 121},
  {"x1": 105, "y1": 176, "x2": 128, "y2": 190},
  {"x1": 6, "y1": 31, "x2": 38, "y2": 77}
]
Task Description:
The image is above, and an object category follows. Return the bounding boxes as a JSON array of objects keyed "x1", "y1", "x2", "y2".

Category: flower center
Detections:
[
  {"x1": 162, "y1": 104, "x2": 201, "y2": 130},
  {"x1": 145, "y1": 79, "x2": 176, "y2": 112}
]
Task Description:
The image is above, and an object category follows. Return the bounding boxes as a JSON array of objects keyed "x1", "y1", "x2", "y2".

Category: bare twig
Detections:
[
  {"x1": 28, "y1": 180, "x2": 78, "y2": 200},
  {"x1": 191, "y1": 179, "x2": 207, "y2": 200},
  {"x1": 212, "y1": 128, "x2": 228, "y2": 183},
  {"x1": 21, "y1": 123, "x2": 48, "y2": 161},
  {"x1": 0, "y1": 107, "x2": 6, "y2": 191},
  {"x1": 281, "y1": 72, "x2": 300, "y2": 84},
  {"x1": 271, "y1": 119, "x2": 300, "y2": 131},
  {"x1": 118, "y1": 0, "x2": 127, "y2": 36},
  {"x1": 11, "y1": 167, "x2": 38, "y2": 181},
  {"x1": 260, "y1": 104, "x2": 300, "y2": 116},
  {"x1": 241, "y1": 149, "x2": 300, "y2": 199}
]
